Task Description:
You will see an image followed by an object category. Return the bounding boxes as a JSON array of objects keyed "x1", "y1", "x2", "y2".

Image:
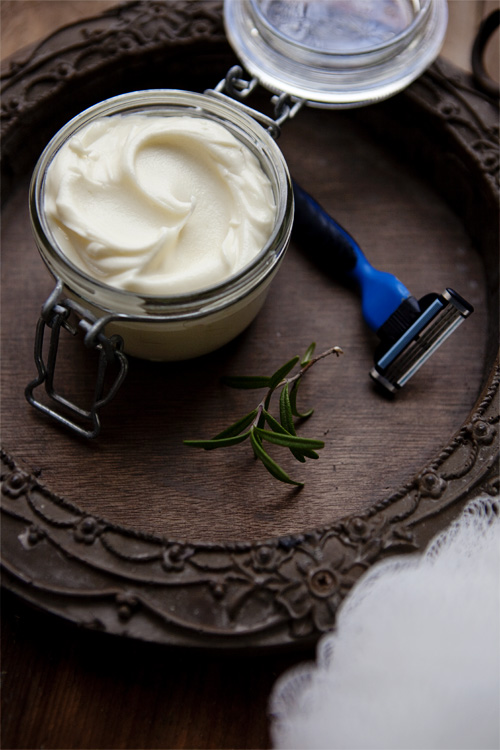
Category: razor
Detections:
[{"x1": 292, "y1": 181, "x2": 474, "y2": 394}]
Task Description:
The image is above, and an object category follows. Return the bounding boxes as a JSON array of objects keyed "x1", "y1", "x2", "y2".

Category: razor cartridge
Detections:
[
  {"x1": 292, "y1": 181, "x2": 474, "y2": 394},
  {"x1": 371, "y1": 289, "x2": 473, "y2": 393}
]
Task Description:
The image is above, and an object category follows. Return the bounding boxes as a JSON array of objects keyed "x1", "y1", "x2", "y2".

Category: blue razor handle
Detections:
[{"x1": 292, "y1": 180, "x2": 415, "y2": 332}]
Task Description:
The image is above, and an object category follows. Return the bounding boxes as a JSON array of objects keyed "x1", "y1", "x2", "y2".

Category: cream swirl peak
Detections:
[{"x1": 43, "y1": 114, "x2": 276, "y2": 296}]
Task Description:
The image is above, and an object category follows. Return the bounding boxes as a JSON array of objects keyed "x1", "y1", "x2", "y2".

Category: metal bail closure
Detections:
[
  {"x1": 207, "y1": 65, "x2": 304, "y2": 139},
  {"x1": 25, "y1": 283, "x2": 129, "y2": 439}
]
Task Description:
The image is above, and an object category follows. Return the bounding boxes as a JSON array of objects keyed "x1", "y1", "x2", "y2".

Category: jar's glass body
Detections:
[{"x1": 30, "y1": 90, "x2": 293, "y2": 360}]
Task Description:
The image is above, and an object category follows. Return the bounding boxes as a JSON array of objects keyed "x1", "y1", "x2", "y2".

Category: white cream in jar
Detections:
[
  {"x1": 43, "y1": 114, "x2": 276, "y2": 297},
  {"x1": 30, "y1": 91, "x2": 293, "y2": 361}
]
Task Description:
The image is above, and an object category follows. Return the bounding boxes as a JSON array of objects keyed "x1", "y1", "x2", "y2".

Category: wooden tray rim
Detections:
[{"x1": 1, "y1": 0, "x2": 498, "y2": 649}]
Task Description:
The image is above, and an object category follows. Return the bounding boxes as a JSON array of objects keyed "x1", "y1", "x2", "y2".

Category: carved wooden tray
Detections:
[{"x1": 1, "y1": 0, "x2": 498, "y2": 649}]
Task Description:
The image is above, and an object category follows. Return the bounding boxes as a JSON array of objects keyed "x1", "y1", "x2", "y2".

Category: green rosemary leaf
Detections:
[
  {"x1": 264, "y1": 409, "x2": 306, "y2": 462},
  {"x1": 279, "y1": 384, "x2": 308, "y2": 461},
  {"x1": 264, "y1": 390, "x2": 273, "y2": 412},
  {"x1": 301, "y1": 342, "x2": 316, "y2": 366},
  {"x1": 221, "y1": 375, "x2": 271, "y2": 389},
  {"x1": 263, "y1": 409, "x2": 290, "y2": 434},
  {"x1": 289, "y1": 382, "x2": 314, "y2": 419},
  {"x1": 256, "y1": 409, "x2": 266, "y2": 429},
  {"x1": 279, "y1": 383, "x2": 296, "y2": 435},
  {"x1": 213, "y1": 409, "x2": 259, "y2": 439},
  {"x1": 250, "y1": 430, "x2": 303, "y2": 487},
  {"x1": 255, "y1": 427, "x2": 324, "y2": 451},
  {"x1": 268, "y1": 355, "x2": 300, "y2": 389},
  {"x1": 302, "y1": 449, "x2": 320, "y2": 460},
  {"x1": 184, "y1": 432, "x2": 251, "y2": 450},
  {"x1": 185, "y1": 343, "x2": 341, "y2": 485}
]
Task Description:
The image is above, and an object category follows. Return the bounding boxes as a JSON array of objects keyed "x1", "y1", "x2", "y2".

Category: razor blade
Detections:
[{"x1": 370, "y1": 289, "x2": 473, "y2": 393}]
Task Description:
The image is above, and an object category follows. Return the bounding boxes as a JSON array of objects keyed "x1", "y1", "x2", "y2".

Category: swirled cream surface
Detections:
[{"x1": 43, "y1": 114, "x2": 276, "y2": 295}]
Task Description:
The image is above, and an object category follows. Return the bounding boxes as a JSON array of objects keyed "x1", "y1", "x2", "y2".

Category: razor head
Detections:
[{"x1": 370, "y1": 289, "x2": 474, "y2": 394}]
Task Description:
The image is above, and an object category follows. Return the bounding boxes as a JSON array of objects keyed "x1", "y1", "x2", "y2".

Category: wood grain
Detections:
[
  {"x1": 0, "y1": 111, "x2": 488, "y2": 543},
  {"x1": 2, "y1": 0, "x2": 499, "y2": 74},
  {"x1": 1, "y1": 588, "x2": 303, "y2": 749},
  {"x1": 1, "y1": 1, "x2": 117, "y2": 59}
]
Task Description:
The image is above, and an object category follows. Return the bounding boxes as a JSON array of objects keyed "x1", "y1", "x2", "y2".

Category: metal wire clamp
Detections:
[
  {"x1": 208, "y1": 65, "x2": 304, "y2": 139},
  {"x1": 25, "y1": 284, "x2": 129, "y2": 439}
]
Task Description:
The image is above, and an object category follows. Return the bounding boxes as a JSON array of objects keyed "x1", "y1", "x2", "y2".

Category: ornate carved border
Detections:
[{"x1": 1, "y1": 1, "x2": 499, "y2": 648}]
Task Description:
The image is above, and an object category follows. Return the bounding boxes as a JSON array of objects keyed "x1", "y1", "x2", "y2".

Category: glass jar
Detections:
[
  {"x1": 224, "y1": 0, "x2": 448, "y2": 107},
  {"x1": 29, "y1": 89, "x2": 293, "y2": 361}
]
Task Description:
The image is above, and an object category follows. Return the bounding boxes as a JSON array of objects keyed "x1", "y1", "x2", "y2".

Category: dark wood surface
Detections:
[
  {"x1": 2, "y1": 587, "x2": 304, "y2": 749},
  {"x1": 1, "y1": 107, "x2": 489, "y2": 542},
  {"x1": 1, "y1": 2, "x2": 499, "y2": 748}
]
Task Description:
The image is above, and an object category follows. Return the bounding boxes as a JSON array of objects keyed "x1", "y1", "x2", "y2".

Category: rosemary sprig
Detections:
[{"x1": 184, "y1": 343, "x2": 343, "y2": 487}]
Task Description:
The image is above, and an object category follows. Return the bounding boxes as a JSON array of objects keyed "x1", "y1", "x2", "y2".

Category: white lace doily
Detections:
[{"x1": 270, "y1": 495, "x2": 500, "y2": 750}]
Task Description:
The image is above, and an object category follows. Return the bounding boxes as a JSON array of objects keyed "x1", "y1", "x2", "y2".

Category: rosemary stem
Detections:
[
  {"x1": 252, "y1": 402, "x2": 265, "y2": 428},
  {"x1": 185, "y1": 342, "x2": 342, "y2": 486},
  {"x1": 280, "y1": 346, "x2": 343, "y2": 389}
]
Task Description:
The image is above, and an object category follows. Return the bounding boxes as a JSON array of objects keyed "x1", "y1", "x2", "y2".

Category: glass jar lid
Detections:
[{"x1": 223, "y1": 0, "x2": 448, "y2": 107}]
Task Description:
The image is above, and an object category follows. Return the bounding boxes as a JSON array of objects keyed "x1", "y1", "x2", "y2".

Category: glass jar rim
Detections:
[
  {"x1": 223, "y1": 0, "x2": 448, "y2": 106},
  {"x1": 250, "y1": 0, "x2": 432, "y2": 58},
  {"x1": 30, "y1": 89, "x2": 293, "y2": 321}
]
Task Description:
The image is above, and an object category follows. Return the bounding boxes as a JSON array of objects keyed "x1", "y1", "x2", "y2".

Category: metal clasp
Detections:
[
  {"x1": 207, "y1": 65, "x2": 304, "y2": 138},
  {"x1": 271, "y1": 90, "x2": 305, "y2": 128},
  {"x1": 25, "y1": 283, "x2": 128, "y2": 439}
]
